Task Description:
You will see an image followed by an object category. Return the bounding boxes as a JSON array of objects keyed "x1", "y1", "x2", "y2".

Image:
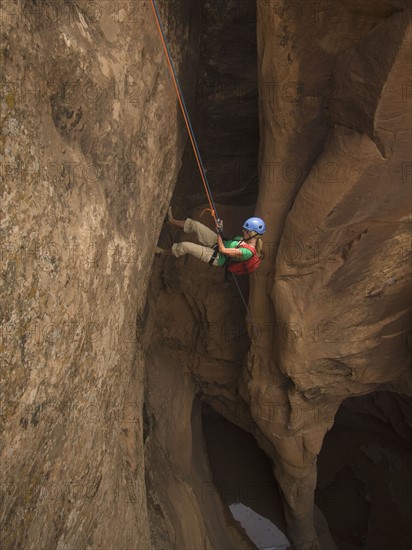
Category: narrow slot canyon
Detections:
[
  {"x1": 1, "y1": 1, "x2": 411, "y2": 550},
  {"x1": 202, "y1": 403, "x2": 290, "y2": 549}
]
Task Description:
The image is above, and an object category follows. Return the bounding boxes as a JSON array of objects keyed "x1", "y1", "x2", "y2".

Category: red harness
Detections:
[{"x1": 227, "y1": 242, "x2": 261, "y2": 275}]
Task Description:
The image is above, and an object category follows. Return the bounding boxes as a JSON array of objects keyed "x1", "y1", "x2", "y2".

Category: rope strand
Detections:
[
  {"x1": 150, "y1": 0, "x2": 254, "y2": 324},
  {"x1": 230, "y1": 272, "x2": 254, "y2": 324},
  {"x1": 150, "y1": 0, "x2": 219, "y2": 225}
]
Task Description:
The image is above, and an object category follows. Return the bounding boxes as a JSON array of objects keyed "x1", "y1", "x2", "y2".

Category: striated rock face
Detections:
[
  {"x1": 1, "y1": 0, "x2": 195, "y2": 547},
  {"x1": 242, "y1": 1, "x2": 412, "y2": 548}
]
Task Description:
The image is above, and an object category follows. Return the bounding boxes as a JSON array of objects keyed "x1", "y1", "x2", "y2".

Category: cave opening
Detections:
[
  {"x1": 201, "y1": 403, "x2": 290, "y2": 549},
  {"x1": 315, "y1": 391, "x2": 412, "y2": 550}
]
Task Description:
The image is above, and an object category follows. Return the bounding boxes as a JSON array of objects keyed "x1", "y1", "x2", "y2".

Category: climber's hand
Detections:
[{"x1": 216, "y1": 219, "x2": 224, "y2": 236}]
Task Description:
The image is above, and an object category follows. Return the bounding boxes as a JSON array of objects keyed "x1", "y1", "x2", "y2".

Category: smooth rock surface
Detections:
[
  {"x1": 1, "y1": 1, "x2": 193, "y2": 547},
  {"x1": 242, "y1": 1, "x2": 411, "y2": 548}
]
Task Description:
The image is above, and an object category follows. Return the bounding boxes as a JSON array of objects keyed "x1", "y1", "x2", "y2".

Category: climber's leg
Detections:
[
  {"x1": 171, "y1": 242, "x2": 219, "y2": 266},
  {"x1": 168, "y1": 208, "x2": 217, "y2": 247},
  {"x1": 168, "y1": 207, "x2": 185, "y2": 229},
  {"x1": 182, "y1": 218, "x2": 218, "y2": 247}
]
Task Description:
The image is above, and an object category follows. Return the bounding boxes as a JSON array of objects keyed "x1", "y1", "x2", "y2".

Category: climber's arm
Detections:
[{"x1": 217, "y1": 234, "x2": 243, "y2": 258}]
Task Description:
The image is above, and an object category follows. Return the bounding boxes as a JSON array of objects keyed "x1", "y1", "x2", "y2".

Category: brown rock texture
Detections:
[
  {"x1": 1, "y1": 0, "x2": 411, "y2": 549},
  {"x1": 242, "y1": 1, "x2": 412, "y2": 548},
  {"x1": 0, "y1": 0, "x2": 194, "y2": 547}
]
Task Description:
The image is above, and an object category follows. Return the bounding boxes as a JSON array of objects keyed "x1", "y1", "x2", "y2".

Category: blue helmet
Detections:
[{"x1": 243, "y1": 217, "x2": 266, "y2": 234}]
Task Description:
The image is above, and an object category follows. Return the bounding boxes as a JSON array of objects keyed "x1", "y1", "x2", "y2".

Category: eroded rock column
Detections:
[
  {"x1": 1, "y1": 1, "x2": 194, "y2": 547},
  {"x1": 242, "y1": 2, "x2": 412, "y2": 548}
]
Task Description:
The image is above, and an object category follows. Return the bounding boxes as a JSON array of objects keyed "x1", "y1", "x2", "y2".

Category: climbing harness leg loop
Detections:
[{"x1": 208, "y1": 244, "x2": 219, "y2": 266}]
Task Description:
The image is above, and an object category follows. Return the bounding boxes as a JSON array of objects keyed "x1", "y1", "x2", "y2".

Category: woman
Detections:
[{"x1": 157, "y1": 208, "x2": 266, "y2": 271}]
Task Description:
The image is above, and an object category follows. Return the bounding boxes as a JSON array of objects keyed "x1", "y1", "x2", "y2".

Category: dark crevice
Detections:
[
  {"x1": 202, "y1": 403, "x2": 290, "y2": 549},
  {"x1": 316, "y1": 391, "x2": 412, "y2": 550},
  {"x1": 174, "y1": 0, "x2": 259, "y2": 211}
]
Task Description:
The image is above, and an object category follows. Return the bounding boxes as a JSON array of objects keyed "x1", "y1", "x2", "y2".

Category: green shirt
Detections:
[{"x1": 216, "y1": 236, "x2": 254, "y2": 266}]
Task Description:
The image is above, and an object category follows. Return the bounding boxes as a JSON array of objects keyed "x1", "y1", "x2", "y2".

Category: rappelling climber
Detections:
[{"x1": 156, "y1": 208, "x2": 266, "y2": 275}]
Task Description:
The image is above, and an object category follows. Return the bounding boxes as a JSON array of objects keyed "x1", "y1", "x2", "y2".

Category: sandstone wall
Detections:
[
  {"x1": 2, "y1": 1, "x2": 411, "y2": 549},
  {"x1": 242, "y1": 1, "x2": 412, "y2": 548},
  {"x1": 1, "y1": 1, "x2": 192, "y2": 547}
]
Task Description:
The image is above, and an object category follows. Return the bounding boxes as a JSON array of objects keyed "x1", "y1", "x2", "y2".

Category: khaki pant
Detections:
[{"x1": 172, "y1": 218, "x2": 220, "y2": 266}]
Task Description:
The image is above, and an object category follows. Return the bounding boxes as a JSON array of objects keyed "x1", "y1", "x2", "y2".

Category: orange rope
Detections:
[{"x1": 149, "y1": 0, "x2": 217, "y2": 226}]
